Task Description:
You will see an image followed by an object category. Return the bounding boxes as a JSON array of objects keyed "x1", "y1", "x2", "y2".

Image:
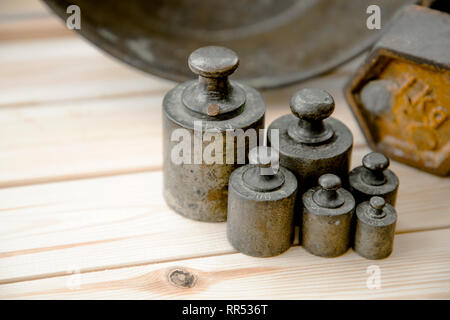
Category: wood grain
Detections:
[
  {"x1": 0, "y1": 17, "x2": 73, "y2": 41},
  {"x1": 1, "y1": 228, "x2": 449, "y2": 299},
  {"x1": 0, "y1": 0, "x2": 49, "y2": 20}
]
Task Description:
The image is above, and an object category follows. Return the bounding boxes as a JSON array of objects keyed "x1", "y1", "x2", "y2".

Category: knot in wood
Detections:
[{"x1": 167, "y1": 268, "x2": 197, "y2": 288}]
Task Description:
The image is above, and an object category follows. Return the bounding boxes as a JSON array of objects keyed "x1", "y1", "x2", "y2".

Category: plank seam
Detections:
[{"x1": 0, "y1": 250, "x2": 236, "y2": 285}]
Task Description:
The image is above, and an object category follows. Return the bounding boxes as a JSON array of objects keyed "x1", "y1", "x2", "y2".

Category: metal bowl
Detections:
[{"x1": 44, "y1": 0, "x2": 418, "y2": 89}]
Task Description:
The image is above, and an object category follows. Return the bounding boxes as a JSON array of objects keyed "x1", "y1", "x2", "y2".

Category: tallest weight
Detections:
[{"x1": 162, "y1": 46, "x2": 266, "y2": 222}]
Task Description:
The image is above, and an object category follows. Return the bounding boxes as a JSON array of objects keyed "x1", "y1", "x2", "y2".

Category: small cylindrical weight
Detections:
[
  {"x1": 354, "y1": 196, "x2": 397, "y2": 259},
  {"x1": 227, "y1": 146, "x2": 297, "y2": 257},
  {"x1": 349, "y1": 152, "x2": 399, "y2": 206},
  {"x1": 302, "y1": 174, "x2": 355, "y2": 257}
]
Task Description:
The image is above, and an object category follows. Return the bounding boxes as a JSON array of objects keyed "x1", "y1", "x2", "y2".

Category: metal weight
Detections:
[
  {"x1": 227, "y1": 146, "x2": 297, "y2": 257},
  {"x1": 345, "y1": 5, "x2": 450, "y2": 176},
  {"x1": 302, "y1": 174, "x2": 355, "y2": 258},
  {"x1": 268, "y1": 88, "x2": 353, "y2": 193},
  {"x1": 163, "y1": 46, "x2": 266, "y2": 222},
  {"x1": 349, "y1": 152, "x2": 399, "y2": 206},
  {"x1": 354, "y1": 196, "x2": 397, "y2": 260}
]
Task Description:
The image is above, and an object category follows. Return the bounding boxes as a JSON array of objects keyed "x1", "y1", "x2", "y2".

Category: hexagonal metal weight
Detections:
[{"x1": 345, "y1": 5, "x2": 450, "y2": 176}]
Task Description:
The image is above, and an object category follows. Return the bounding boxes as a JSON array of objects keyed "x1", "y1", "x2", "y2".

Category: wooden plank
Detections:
[
  {"x1": 0, "y1": 148, "x2": 449, "y2": 284},
  {"x1": 1, "y1": 228, "x2": 449, "y2": 299},
  {"x1": 0, "y1": 38, "x2": 173, "y2": 186},
  {"x1": 0, "y1": 94, "x2": 166, "y2": 186},
  {"x1": 0, "y1": 16, "x2": 73, "y2": 41},
  {"x1": 0, "y1": 37, "x2": 173, "y2": 105}
]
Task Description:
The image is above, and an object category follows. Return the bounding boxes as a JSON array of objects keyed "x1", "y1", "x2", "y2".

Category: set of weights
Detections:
[{"x1": 162, "y1": 46, "x2": 399, "y2": 260}]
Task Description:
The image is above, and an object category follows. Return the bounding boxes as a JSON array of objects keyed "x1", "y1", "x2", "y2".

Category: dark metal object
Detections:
[
  {"x1": 349, "y1": 152, "x2": 399, "y2": 206},
  {"x1": 345, "y1": 5, "x2": 450, "y2": 176},
  {"x1": 163, "y1": 46, "x2": 265, "y2": 222},
  {"x1": 42, "y1": 0, "x2": 417, "y2": 89},
  {"x1": 354, "y1": 196, "x2": 397, "y2": 260},
  {"x1": 268, "y1": 88, "x2": 353, "y2": 193},
  {"x1": 167, "y1": 268, "x2": 197, "y2": 288},
  {"x1": 302, "y1": 174, "x2": 355, "y2": 258},
  {"x1": 227, "y1": 147, "x2": 297, "y2": 257}
]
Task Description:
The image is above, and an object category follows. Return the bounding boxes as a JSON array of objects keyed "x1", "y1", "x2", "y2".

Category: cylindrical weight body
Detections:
[
  {"x1": 301, "y1": 174, "x2": 355, "y2": 257},
  {"x1": 227, "y1": 165, "x2": 297, "y2": 257},
  {"x1": 354, "y1": 197, "x2": 397, "y2": 259}
]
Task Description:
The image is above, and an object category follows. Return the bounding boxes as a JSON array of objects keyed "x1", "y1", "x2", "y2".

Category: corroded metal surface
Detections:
[
  {"x1": 354, "y1": 196, "x2": 397, "y2": 260},
  {"x1": 301, "y1": 174, "x2": 355, "y2": 258},
  {"x1": 268, "y1": 88, "x2": 353, "y2": 194},
  {"x1": 42, "y1": 0, "x2": 417, "y2": 89},
  {"x1": 227, "y1": 147, "x2": 297, "y2": 257},
  {"x1": 349, "y1": 152, "x2": 399, "y2": 206},
  {"x1": 163, "y1": 46, "x2": 265, "y2": 222},
  {"x1": 346, "y1": 5, "x2": 450, "y2": 176}
]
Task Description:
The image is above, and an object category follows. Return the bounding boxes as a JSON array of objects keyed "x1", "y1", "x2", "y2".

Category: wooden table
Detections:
[{"x1": 1, "y1": 0, "x2": 449, "y2": 299}]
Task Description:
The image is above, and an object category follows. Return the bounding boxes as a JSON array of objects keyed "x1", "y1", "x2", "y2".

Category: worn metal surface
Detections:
[
  {"x1": 163, "y1": 47, "x2": 265, "y2": 222},
  {"x1": 346, "y1": 5, "x2": 450, "y2": 176},
  {"x1": 354, "y1": 196, "x2": 397, "y2": 260},
  {"x1": 42, "y1": 0, "x2": 418, "y2": 89},
  {"x1": 302, "y1": 174, "x2": 355, "y2": 258},
  {"x1": 349, "y1": 152, "x2": 399, "y2": 206},
  {"x1": 268, "y1": 88, "x2": 353, "y2": 194},
  {"x1": 227, "y1": 147, "x2": 297, "y2": 257}
]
